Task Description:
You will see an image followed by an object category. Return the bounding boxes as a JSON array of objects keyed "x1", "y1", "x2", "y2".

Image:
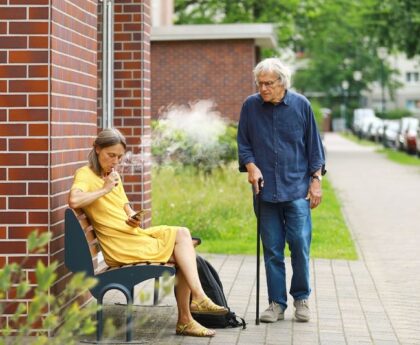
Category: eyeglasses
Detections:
[{"x1": 256, "y1": 78, "x2": 280, "y2": 89}]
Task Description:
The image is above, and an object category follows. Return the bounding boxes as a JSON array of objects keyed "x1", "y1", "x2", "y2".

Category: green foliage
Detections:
[
  {"x1": 377, "y1": 108, "x2": 412, "y2": 119},
  {"x1": 0, "y1": 231, "x2": 99, "y2": 345},
  {"x1": 152, "y1": 165, "x2": 357, "y2": 260},
  {"x1": 364, "y1": 0, "x2": 420, "y2": 58}
]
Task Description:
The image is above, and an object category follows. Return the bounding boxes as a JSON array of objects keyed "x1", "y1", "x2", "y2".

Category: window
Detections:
[
  {"x1": 406, "y1": 100, "x2": 420, "y2": 111},
  {"x1": 406, "y1": 72, "x2": 419, "y2": 83}
]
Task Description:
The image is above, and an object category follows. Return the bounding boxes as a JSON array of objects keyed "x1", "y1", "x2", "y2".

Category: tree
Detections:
[{"x1": 365, "y1": 0, "x2": 420, "y2": 58}]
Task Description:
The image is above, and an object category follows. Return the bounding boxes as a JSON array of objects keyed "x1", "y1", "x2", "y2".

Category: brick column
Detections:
[
  {"x1": 0, "y1": 0, "x2": 97, "y2": 333},
  {"x1": 114, "y1": 0, "x2": 152, "y2": 227}
]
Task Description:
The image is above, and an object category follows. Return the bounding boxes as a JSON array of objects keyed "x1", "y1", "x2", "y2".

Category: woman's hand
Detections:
[
  {"x1": 125, "y1": 214, "x2": 141, "y2": 228},
  {"x1": 103, "y1": 169, "x2": 120, "y2": 192}
]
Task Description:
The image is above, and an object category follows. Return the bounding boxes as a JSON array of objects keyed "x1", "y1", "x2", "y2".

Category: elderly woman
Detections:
[{"x1": 68, "y1": 128, "x2": 227, "y2": 337}]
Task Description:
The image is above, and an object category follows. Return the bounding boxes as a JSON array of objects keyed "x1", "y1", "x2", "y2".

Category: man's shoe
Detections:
[
  {"x1": 260, "y1": 302, "x2": 284, "y2": 323},
  {"x1": 294, "y1": 299, "x2": 310, "y2": 322}
]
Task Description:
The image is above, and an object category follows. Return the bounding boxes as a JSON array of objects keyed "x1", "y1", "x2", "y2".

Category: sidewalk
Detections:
[{"x1": 90, "y1": 133, "x2": 420, "y2": 345}]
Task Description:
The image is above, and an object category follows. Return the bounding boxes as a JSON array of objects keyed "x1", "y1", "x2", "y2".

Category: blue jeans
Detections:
[{"x1": 255, "y1": 198, "x2": 312, "y2": 310}]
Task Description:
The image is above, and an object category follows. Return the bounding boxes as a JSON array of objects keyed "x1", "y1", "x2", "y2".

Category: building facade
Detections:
[{"x1": 0, "y1": 0, "x2": 152, "y2": 333}]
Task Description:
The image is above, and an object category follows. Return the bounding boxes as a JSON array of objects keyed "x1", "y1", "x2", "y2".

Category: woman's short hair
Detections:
[
  {"x1": 253, "y1": 58, "x2": 291, "y2": 89},
  {"x1": 88, "y1": 128, "x2": 127, "y2": 175}
]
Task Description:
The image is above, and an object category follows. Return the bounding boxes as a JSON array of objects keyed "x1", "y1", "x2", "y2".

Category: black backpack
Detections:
[{"x1": 192, "y1": 255, "x2": 246, "y2": 329}]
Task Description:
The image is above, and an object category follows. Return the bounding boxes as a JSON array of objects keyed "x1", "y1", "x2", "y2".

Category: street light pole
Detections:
[{"x1": 377, "y1": 47, "x2": 387, "y2": 114}]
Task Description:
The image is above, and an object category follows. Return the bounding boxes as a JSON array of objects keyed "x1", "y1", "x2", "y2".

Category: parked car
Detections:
[
  {"x1": 383, "y1": 120, "x2": 400, "y2": 148},
  {"x1": 403, "y1": 118, "x2": 419, "y2": 154},
  {"x1": 353, "y1": 108, "x2": 375, "y2": 137},
  {"x1": 360, "y1": 116, "x2": 380, "y2": 139},
  {"x1": 395, "y1": 117, "x2": 418, "y2": 150},
  {"x1": 417, "y1": 123, "x2": 420, "y2": 157},
  {"x1": 367, "y1": 117, "x2": 384, "y2": 142}
]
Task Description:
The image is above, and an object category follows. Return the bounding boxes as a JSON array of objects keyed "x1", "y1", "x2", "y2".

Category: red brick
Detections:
[
  {"x1": 9, "y1": 109, "x2": 48, "y2": 122},
  {"x1": 10, "y1": 0, "x2": 48, "y2": 4},
  {"x1": 0, "y1": 21, "x2": 5, "y2": 34},
  {"x1": 0, "y1": 37, "x2": 27, "y2": 49},
  {"x1": 9, "y1": 51, "x2": 48, "y2": 64},
  {"x1": 29, "y1": 94, "x2": 48, "y2": 107},
  {"x1": 29, "y1": 7, "x2": 49, "y2": 19},
  {"x1": 0, "y1": 302, "x2": 27, "y2": 315},
  {"x1": 28, "y1": 153, "x2": 48, "y2": 166},
  {"x1": 0, "y1": 167, "x2": 5, "y2": 179},
  {"x1": 0, "y1": 182, "x2": 26, "y2": 195},
  {"x1": 0, "y1": 255, "x2": 5, "y2": 265},
  {"x1": 10, "y1": 22, "x2": 48, "y2": 35},
  {"x1": 0, "y1": 80, "x2": 6, "y2": 92},
  {"x1": 9, "y1": 197, "x2": 48, "y2": 209},
  {"x1": 0, "y1": 152, "x2": 26, "y2": 166},
  {"x1": 0, "y1": 124, "x2": 27, "y2": 136},
  {"x1": 0, "y1": 227, "x2": 6, "y2": 239},
  {"x1": 8, "y1": 168, "x2": 48, "y2": 181},
  {"x1": 0, "y1": 95, "x2": 27, "y2": 107},
  {"x1": 0, "y1": 7, "x2": 27, "y2": 19},
  {"x1": 9, "y1": 80, "x2": 48, "y2": 93},
  {"x1": 29, "y1": 36, "x2": 49, "y2": 49},
  {"x1": 28, "y1": 65, "x2": 48, "y2": 78},
  {"x1": 9, "y1": 256, "x2": 48, "y2": 269},
  {"x1": 8, "y1": 286, "x2": 36, "y2": 300},
  {"x1": 9, "y1": 138, "x2": 48, "y2": 151},
  {"x1": 28, "y1": 182, "x2": 48, "y2": 195},
  {"x1": 8, "y1": 226, "x2": 47, "y2": 239},
  {"x1": 0, "y1": 65, "x2": 27, "y2": 78},
  {"x1": 0, "y1": 197, "x2": 5, "y2": 209},
  {"x1": 29, "y1": 123, "x2": 48, "y2": 136},
  {"x1": 0, "y1": 241, "x2": 26, "y2": 254},
  {"x1": 0, "y1": 109, "x2": 6, "y2": 121},
  {"x1": 28, "y1": 212, "x2": 48, "y2": 224}
]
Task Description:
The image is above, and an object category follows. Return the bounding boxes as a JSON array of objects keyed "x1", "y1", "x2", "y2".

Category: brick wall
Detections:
[
  {"x1": 151, "y1": 39, "x2": 256, "y2": 122},
  {"x1": 113, "y1": 0, "x2": 152, "y2": 226},
  {"x1": 0, "y1": 0, "x2": 98, "y2": 333}
]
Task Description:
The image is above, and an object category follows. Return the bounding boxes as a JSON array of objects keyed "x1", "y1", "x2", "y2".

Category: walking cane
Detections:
[{"x1": 255, "y1": 178, "x2": 263, "y2": 325}]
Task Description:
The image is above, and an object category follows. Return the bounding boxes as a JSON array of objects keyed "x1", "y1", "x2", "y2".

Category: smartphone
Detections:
[{"x1": 131, "y1": 210, "x2": 146, "y2": 220}]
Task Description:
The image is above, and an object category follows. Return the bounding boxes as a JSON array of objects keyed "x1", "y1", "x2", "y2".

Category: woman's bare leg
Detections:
[
  {"x1": 172, "y1": 227, "x2": 206, "y2": 301},
  {"x1": 174, "y1": 269, "x2": 192, "y2": 324}
]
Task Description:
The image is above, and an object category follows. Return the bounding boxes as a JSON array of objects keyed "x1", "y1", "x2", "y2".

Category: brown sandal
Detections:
[
  {"x1": 190, "y1": 297, "x2": 229, "y2": 315},
  {"x1": 176, "y1": 319, "x2": 215, "y2": 337}
]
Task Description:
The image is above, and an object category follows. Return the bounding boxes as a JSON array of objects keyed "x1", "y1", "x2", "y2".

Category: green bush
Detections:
[
  {"x1": 377, "y1": 108, "x2": 412, "y2": 119},
  {"x1": 0, "y1": 231, "x2": 99, "y2": 345}
]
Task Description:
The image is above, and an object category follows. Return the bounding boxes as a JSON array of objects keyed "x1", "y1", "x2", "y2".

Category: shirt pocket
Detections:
[{"x1": 281, "y1": 123, "x2": 304, "y2": 143}]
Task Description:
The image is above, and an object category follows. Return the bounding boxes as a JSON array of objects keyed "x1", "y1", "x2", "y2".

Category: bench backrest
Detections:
[{"x1": 64, "y1": 208, "x2": 101, "y2": 277}]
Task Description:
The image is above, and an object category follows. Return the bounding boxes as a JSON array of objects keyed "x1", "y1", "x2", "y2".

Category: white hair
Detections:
[{"x1": 253, "y1": 58, "x2": 291, "y2": 89}]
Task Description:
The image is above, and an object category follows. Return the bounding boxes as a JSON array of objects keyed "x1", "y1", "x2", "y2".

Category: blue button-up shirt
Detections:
[{"x1": 237, "y1": 90, "x2": 325, "y2": 202}]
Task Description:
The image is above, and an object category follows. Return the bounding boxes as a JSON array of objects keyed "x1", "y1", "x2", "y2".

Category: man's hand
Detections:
[
  {"x1": 246, "y1": 163, "x2": 264, "y2": 194},
  {"x1": 307, "y1": 179, "x2": 322, "y2": 209}
]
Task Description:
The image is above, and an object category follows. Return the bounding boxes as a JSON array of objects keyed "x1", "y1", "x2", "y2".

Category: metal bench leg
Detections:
[
  {"x1": 125, "y1": 288, "x2": 134, "y2": 342},
  {"x1": 97, "y1": 296, "x2": 104, "y2": 341},
  {"x1": 153, "y1": 277, "x2": 160, "y2": 305}
]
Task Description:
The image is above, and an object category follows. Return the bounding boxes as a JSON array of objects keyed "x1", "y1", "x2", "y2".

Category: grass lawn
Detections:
[{"x1": 152, "y1": 165, "x2": 357, "y2": 260}]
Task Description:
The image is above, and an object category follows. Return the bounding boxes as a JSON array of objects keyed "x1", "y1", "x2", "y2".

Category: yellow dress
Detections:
[{"x1": 71, "y1": 166, "x2": 177, "y2": 267}]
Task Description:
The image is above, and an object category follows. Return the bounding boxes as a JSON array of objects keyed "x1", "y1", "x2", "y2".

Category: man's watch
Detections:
[{"x1": 312, "y1": 174, "x2": 322, "y2": 182}]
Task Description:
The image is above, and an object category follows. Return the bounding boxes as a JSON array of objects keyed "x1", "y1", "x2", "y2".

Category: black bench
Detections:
[{"x1": 64, "y1": 208, "x2": 176, "y2": 342}]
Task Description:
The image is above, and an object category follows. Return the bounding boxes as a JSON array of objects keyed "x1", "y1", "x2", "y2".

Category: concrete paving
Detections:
[{"x1": 81, "y1": 133, "x2": 420, "y2": 345}]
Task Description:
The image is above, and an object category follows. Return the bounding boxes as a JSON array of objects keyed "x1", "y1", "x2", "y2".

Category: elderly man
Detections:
[{"x1": 237, "y1": 57, "x2": 325, "y2": 323}]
